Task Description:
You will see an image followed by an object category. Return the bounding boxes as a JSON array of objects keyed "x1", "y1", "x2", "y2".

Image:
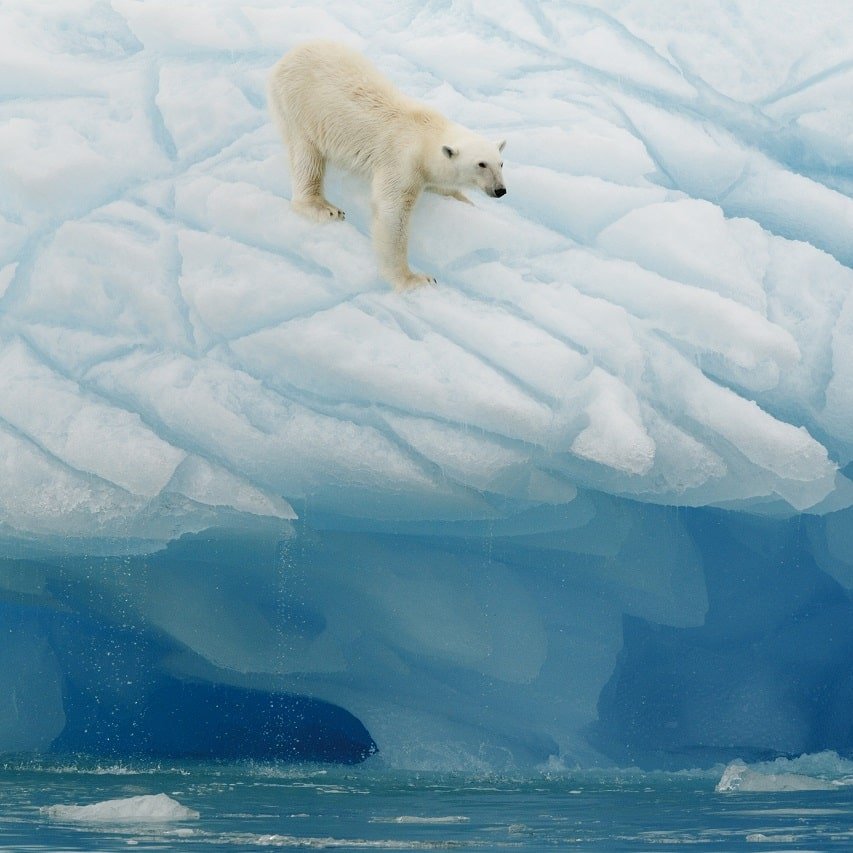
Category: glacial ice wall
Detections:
[{"x1": 1, "y1": 0, "x2": 852, "y2": 769}]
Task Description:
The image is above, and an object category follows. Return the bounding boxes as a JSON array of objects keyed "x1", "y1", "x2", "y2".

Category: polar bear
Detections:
[{"x1": 268, "y1": 41, "x2": 506, "y2": 291}]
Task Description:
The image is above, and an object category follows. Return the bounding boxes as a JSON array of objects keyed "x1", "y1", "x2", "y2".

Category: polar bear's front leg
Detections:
[{"x1": 371, "y1": 177, "x2": 434, "y2": 291}]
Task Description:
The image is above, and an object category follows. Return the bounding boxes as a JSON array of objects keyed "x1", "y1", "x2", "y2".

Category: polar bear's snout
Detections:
[{"x1": 494, "y1": 186, "x2": 506, "y2": 198}]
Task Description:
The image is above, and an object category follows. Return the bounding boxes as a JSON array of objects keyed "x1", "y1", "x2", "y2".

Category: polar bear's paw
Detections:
[
  {"x1": 393, "y1": 272, "x2": 437, "y2": 292},
  {"x1": 293, "y1": 198, "x2": 346, "y2": 222}
]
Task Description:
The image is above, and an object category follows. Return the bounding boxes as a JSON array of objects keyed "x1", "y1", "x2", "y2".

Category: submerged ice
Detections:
[{"x1": 0, "y1": 0, "x2": 852, "y2": 769}]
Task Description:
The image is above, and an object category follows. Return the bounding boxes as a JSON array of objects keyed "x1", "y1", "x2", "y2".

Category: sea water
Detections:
[{"x1": 3, "y1": 760, "x2": 852, "y2": 851}]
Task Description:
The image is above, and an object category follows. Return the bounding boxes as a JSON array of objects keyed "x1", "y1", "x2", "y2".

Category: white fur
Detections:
[{"x1": 268, "y1": 41, "x2": 507, "y2": 291}]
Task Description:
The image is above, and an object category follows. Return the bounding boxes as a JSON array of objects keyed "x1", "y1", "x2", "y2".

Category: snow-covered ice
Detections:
[
  {"x1": 1, "y1": 0, "x2": 852, "y2": 537},
  {"x1": 1, "y1": 0, "x2": 852, "y2": 770}
]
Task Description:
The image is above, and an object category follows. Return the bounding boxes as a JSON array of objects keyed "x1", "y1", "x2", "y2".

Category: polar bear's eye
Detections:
[{"x1": 477, "y1": 162, "x2": 486, "y2": 168}]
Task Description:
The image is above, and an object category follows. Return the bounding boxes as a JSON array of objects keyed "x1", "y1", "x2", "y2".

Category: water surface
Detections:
[{"x1": 2, "y1": 760, "x2": 852, "y2": 851}]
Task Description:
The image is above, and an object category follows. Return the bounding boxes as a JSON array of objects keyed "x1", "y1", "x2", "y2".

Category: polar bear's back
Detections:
[{"x1": 269, "y1": 41, "x2": 438, "y2": 172}]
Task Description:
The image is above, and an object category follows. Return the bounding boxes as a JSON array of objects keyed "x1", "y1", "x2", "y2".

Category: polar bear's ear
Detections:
[
  {"x1": 442, "y1": 145, "x2": 458, "y2": 159},
  {"x1": 497, "y1": 139, "x2": 506, "y2": 153}
]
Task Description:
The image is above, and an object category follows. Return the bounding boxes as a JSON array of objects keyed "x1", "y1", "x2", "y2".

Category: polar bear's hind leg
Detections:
[{"x1": 288, "y1": 134, "x2": 346, "y2": 222}]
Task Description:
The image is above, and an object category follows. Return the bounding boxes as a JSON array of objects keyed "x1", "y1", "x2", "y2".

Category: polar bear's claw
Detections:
[
  {"x1": 394, "y1": 272, "x2": 436, "y2": 291},
  {"x1": 292, "y1": 199, "x2": 346, "y2": 223}
]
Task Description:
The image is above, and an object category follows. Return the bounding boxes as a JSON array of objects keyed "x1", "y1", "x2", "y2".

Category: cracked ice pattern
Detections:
[{"x1": 1, "y1": 0, "x2": 852, "y2": 544}]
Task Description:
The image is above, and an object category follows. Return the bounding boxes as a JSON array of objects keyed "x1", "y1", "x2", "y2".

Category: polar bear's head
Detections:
[{"x1": 440, "y1": 137, "x2": 507, "y2": 198}]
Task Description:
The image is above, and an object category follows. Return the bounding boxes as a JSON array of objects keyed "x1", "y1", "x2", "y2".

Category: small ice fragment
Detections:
[
  {"x1": 717, "y1": 760, "x2": 835, "y2": 792},
  {"x1": 371, "y1": 815, "x2": 469, "y2": 824},
  {"x1": 42, "y1": 793, "x2": 199, "y2": 822},
  {"x1": 747, "y1": 833, "x2": 798, "y2": 843}
]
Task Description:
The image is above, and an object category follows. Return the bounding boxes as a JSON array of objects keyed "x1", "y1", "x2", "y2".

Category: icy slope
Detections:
[{"x1": 1, "y1": 0, "x2": 852, "y2": 543}]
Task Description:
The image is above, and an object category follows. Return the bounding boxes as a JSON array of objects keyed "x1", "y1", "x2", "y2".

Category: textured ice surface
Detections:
[
  {"x1": 1, "y1": 0, "x2": 852, "y2": 769},
  {"x1": 2, "y1": 0, "x2": 853, "y2": 535}
]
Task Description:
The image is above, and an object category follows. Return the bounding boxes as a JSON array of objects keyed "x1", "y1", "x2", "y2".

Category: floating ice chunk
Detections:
[
  {"x1": 422, "y1": 80, "x2": 522, "y2": 128},
  {"x1": 716, "y1": 759, "x2": 836, "y2": 793},
  {"x1": 254, "y1": 835, "x2": 445, "y2": 849},
  {"x1": 0, "y1": 0, "x2": 141, "y2": 66},
  {"x1": 0, "y1": 18, "x2": 85, "y2": 98},
  {"x1": 637, "y1": 407, "x2": 726, "y2": 494},
  {"x1": 383, "y1": 411, "x2": 577, "y2": 504},
  {"x1": 43, "y1": 793, "x2": 199, "y2": 822},
  {"x1": 372, "y1": 815, "x2": 469, "y2": 824},
  {"x1": 746, "y1": 833, "x2": 798, "y2": 843},
  {"x1": 458, "y1": 263, "x2": 647, "y2": 384}
]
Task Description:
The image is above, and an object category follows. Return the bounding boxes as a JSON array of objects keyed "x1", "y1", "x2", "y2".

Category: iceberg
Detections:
[{"x1": 0, "y1": 0, "x2": 852, "y2": 769}]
